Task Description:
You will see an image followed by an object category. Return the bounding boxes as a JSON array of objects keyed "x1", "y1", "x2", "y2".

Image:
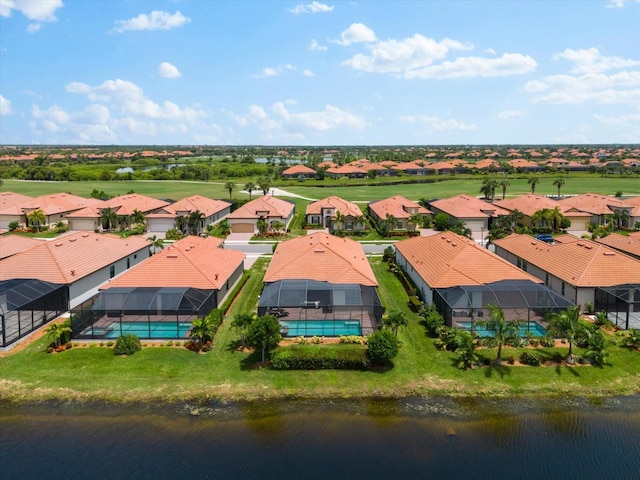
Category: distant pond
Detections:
[{"x1": 2, "y1": 396, "x2": 639, "y2": 479}]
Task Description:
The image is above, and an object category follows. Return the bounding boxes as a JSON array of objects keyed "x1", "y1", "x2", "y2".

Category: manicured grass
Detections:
[{"x1": 1, "y1": 256, "x2": 639, "y2": 402}]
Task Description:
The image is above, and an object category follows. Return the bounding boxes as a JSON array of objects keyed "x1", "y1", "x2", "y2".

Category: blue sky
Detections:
[{"x1": 1, "y1": 0, "x2": 639, "y2": 146}]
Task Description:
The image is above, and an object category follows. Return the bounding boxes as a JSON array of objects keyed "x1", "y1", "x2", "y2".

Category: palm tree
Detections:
[
  {"x1": 354, "y1": 215, "x2": 368, "y2": 234},
  {"x1": 224, "y1": 181, "x2": 236, "y2": 200},
  {"x1": 548, "y1": 206, "x2": 564, "y2": 233},
  {"x1": 498, "y1": 178, "x2": 510, "y2": 200},
  {"x1": 548, "y1": 305, "x2": 582, "y2": 364},
  {"x1": 383, "y1": 309, "x2": 408, "y2": 336},
  {"x1": 175, "y1": 215, "x2": 188, "y2": 234},
  {"x1": 527, "y1": 174, "x2": 540, "y2": 194},
  {"x1": 383, "y1": 213, "x2": 397, "y2": 237},
  {"x1": 231, "y1": 313, "x2": 254, "y2": 349},
  {"x1": 117, "y1": 214, "x2": 131, "y2": 231},
  {"x1": 188, "y1": 210, "x2": 205, "y2": 236},
  {"x1": 480, "y1": 175, "x2": 498, "y2": 201},
  {"x1": 257, "y1": 176, "x2": 272, "y2": 196},
  {"x1": 271, "y1": 220, "x2": 284, "y2": 236},
  {"x1": 45, "y1": 321, "x2": 72, "y2": 349},
  {"x1": 190, "y1": 316, "x2": 216, "y2": 350},
  {"x1": 27, "y1": 209, "x2": 46, "y2": 232},
  {"x1": 331, "y1": 211, "x2": 347, "y2": 234},
  {"x1": 553, "y1": 177, "x2": 565, "y2": 198},
  {"x1": 257, "y1": 218, "x2": 268, "y2": 237},
  {"x1": 454, "y1": 330, "x2": 478, "y2": 370},
  {"x1": 100, "y1": 207, "x2": 118, "y2": 231},
  {"x1": 531, "y1": 208, "x2": 548, "y2": 230},
  {"x1": 613, "y1": 208, "x2": 630, "y2": 229},
  {"x1": 131, "y1": 209, "x2": 146, "y2": 229},
  {"x1": 477, "y1": 304, "x2": 520, "y2": 366},
  {"x1": 147, "y1": 235, "x2": 164, "y2": 254},
  {"x1": 408, "y1": 213, "x2": 422, "y2": 232},
  {"x1": 244, "y1": 181, "x2": 256, "y2": 200}
]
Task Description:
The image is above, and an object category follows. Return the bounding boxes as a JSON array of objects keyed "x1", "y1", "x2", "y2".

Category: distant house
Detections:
[
  {"x1": 282, "y1": 164, "x2": 317, "y2": 180},
  {"x1": 325, "y1": 164, "x2": 367, "y2": 179},
  {"x1": 0, "y1": 192, "x2": 102, "y2": 230},
  {"x1": 368, "y1": 195, "x2": 431, "y2": 232},
  {"x1": 429, "y1": 194, "x2": 510, "y2": 234},
  {"x1": 146, "y1": 195, "x2": 232, "y2": 235},
  {"x1": 258, "y1": 233, "x2": 382, "y2": 336},
  {"x1": 394, "y1": 161, "x2": 430, "y2": 176},
  {"x1": 71, "y1": 236, "x2": 245, "y2": 340},
  {"x1": 226, "y1": 195, "x2": 295, "y2": 234},
  {"x1": 557, "y1": 193, "x2": 635, "y2": 228},
  {"x1": 305, "y1": 196, "x2": 364, "y2": 231},
  {"x1": 67, "y1": 193, "x2": 169, "y2": 232}
]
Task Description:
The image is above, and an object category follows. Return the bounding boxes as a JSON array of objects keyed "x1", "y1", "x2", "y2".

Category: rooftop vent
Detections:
[
  {"x1": 167, "y1": 254, "x2": 178, "y2": 258},
  {"x1": 603, "y1": 251, "x2": 616, "y2": 256}
]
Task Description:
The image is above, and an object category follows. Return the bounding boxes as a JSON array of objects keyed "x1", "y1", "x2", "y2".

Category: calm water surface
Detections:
[{"x1": 2, "y1": 396, "x2": 640, "y2": 480}]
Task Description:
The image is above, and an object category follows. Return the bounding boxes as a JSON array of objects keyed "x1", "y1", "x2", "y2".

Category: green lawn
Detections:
[{"x1": 1, "y1": 256, "x2": 639, "y2": 402}]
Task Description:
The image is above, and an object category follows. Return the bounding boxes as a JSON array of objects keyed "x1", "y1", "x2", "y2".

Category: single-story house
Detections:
[
  {"x1": 368, "y1": 195, "x2": 432, "y2": 232},
  {"x1": 325, "y1": 165, "x2": 367, "y2": 179},
  {"x1": 558, "y1": 193, "x2": 635, "y2": 228},
  {"x1": 258, "y1": 232, "x2": 382, "y2": 336},
  {"x1": 429, "y1": 194, "x2": 510, "y2": 235},
  {"x1": 70, "y1": 236, "x2": 245, "y2": 340},
  {"x1": 282, "y1": 164, "x2": 317, "y2": 179},
  {"x1": 226, "y1": 195, "x2": 295, "y2": 234},
  {"x1": 305, "y1": 196, "x2": 364, "y2": 231},
  {"x1": 146, "y1": 195, "x2": 232, "y2": 235}
]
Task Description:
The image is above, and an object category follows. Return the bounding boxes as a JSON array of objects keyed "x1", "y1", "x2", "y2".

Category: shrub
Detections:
[
  {"x1": 584, "y1": 302, "x2": 595, "y2": 315},
  {"x1": 8, "y1": 220, "x2": 19, "y2": 231},
  {"x1": 339, "y1": 335, "x2": 366, "y2": 344},
  {"x1": 540, "y1": 335, "x2": 555, "y2": 348},
  {"x1": 367, "y1": 329, "x2": 399, "y2": 365},
  {"x1": 271, "y1": 344, "x2": 370, "y2": 370},
  {"x1": 519, "y1": 351, "x2": 541, "y2": 366},
  {"x1": 113, "y1": 334, "x2": 142, "y2": 356},
  {"x1": 420, "y1": 304, "x2": 444, "y2": 337}
]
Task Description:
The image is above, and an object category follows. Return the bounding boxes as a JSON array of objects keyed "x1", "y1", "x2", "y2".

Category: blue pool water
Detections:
[
  {"x1": 280, "y1": 320, "x2": 362, "y2": 337},
  {"x1": 103, "y1": 322, "x2": 192, "y2": 339},
  {"x1": 456, "y1": 321, "x2": 547, "y2": 338}
]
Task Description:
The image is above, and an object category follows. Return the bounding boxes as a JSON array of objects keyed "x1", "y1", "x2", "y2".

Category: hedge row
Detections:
[{"x1": 271, "y1": 344, "x2": 371, "y2": 370}]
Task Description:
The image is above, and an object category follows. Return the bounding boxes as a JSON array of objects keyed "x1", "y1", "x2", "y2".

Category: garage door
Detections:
[
  {"x1": 232, "y1": 223, "x2": 255, "y2": 233},
  {"x1": 69, "y1": 219, "x2": 96, "y2": 231}
]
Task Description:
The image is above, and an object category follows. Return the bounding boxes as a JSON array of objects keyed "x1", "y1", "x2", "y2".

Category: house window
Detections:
[
  {"x1": 110, "y1": 265, "x2": 115, "y2": 278},
  {"x1": 396, "y1": 221, "x2": 403, "y2": 229},
  {"x1": 127, "y1": 258, "x2": 130, "y2": 269},
  {"x1": 517, "y1": 258, "x2": 522, "y2": 269},
  {"x1": 561, "y1": 282, "x2": 565, "y2": 296},
  {"x1": 346, "y1": 221, "x2": 353, "y2": 230},
  {"x1": 134, "y1": 254, "x2": 137, "y2": 259},
  {"x1": 522, "y1": 260, "x2": 528, "y2": 272},
  {"x1": 545, "y1": 273, "x2": 549, "y2": 286}
]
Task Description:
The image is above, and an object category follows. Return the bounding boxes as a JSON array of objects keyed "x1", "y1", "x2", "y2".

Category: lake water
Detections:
[{"x1": 2, "y1": 396, "x2": 639, "y2": 479}]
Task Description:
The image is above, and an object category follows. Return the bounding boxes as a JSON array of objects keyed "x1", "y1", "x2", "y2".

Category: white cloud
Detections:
[
  {"x1": 403, "y1": 53, "x2": 537, "y2": 79},
  {"x1": 525, "y1": 71, "x2": 640, "y2": 106},
  {"x1": 289, "y1": 2, "x2": 334, "y2": 14},
  {"x1": 400, "y1": 114, "x2": 477, "y2": 131},
  {"x1": 158, "y1": 62, "x2": 181, "y2": 78},
  {"x1": 343, "y1": 34, "x2": 472, "y2": 73},
  {"x1": 0, "y1": 0, "x2": 63, "y2": 21},
  {"x1": 607, "y1": 0, "x2": 640, "y2": 8},
  {"x1": 309, "y1": 39, "x2": 327, "y2": 51},
  {"x1": 113, "y1": 10, "x2": 190, "y2": 33},
  {"x1": 65, "y1": 78, "x2": 206, "y2": 121},
  {"x1": 498, "y1": 110, "x2": 524, "y2": 119},
  {"x1": 333, "y1": 23, "x2": 376, "y2": 46},
  {"x1": 484, "y1": 48, "x2": 496, "y2": 55},
  {"x1": 553, "y1": 48, "x2": 640, "y2": 74},
  {"x1": 594, "y1": 112, "x2": 640, "y2": 126},
  {"x1": 0, "y1": 94, "x2": 13, "y2": 115},
  {"x1": 254, "y1": 64, "x2": 296, "y2": 78},
  {"x1": 303, "y1": 69, "x2": 315, "y2": 77},
  {"x1": 26, "y1": 23, "x2": 41, "y2": 33}
]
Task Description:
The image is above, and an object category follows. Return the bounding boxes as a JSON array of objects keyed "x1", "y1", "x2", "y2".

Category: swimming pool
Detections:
[
  {"x1": 102, "y1": 322, "x2": 192, "y2": 339},
  {"x1": 456, "y1": 321, "x2": 547, "y2": 338},
  {"x1": 280, "y1": 320, "x2": 362, "y2": 337}
]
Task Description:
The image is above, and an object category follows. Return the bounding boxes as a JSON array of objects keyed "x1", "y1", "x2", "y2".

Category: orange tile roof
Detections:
[
  {"x1": 430, "y1": 194, "x2": 510, "y2": 219},
  {"x1": 395, "y1": 231, "x2": 541, "y2": 288},
  {"x1": 368, "y1": 195, "x2": 431, "y2": 220},
  {"x1": 0, "y1": 192, "x2": 102, "y2": 216},
  {"x1": 0, "y1": 234, "x2": 43, "y2": 259},
  {"x1": 67, "y1": 193, "x2": 169, "y2": 218},
  {"x1": 101, "y1": 236, "x2": 244, "y2": 290},
  {"x1": 557, "y1": 193, "x2": 633, "y2": 215},
  {"x1": 595, "y1": 233, "x2": 640, "y2": 259},
  {"x1": 282, "y1": 164, "x2": 316, "y2": 175},
  {"x1": 147, "y1": 195, "x2": 231, "y2": 219},
  {"x1": 317, "y1": 161, "x2": 337, "y2": 168},
  {"x1": 493, "y1": 233, "x2": 640, "y2": 287},
  {"x1": 494, "y1": 194, "x2": 559, "y2": 216},
  {"x1": 0, "y1": 231, "x2": 149, "y2": 284},
  {"x1": 265, "y1": 232, "x2": 377, "y2": 286},
  {"x1": 227, "y1": 195, "x2": 294, "y2": 220},
  {"x1": 326, "y1": 165, "x2": 367, "y2": 175},
  {"x1": 306, "y1": 196, "x2": 363, "y2": 218},
  {"x1": 0, "y1": 191, "x2": 33, "y2": 211}
]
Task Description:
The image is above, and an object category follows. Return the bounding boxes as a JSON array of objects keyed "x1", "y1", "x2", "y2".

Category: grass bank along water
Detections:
[{"x1": 1, "y1": 258, "x2": 640, "y2": 403}]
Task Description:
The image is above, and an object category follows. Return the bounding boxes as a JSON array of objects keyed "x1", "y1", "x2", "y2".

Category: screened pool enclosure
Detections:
[
  {"x1": 71, "y1": 287, "x2": 217, "y2": 340},
  {"x1": 0, "y1": 279, "x2": 68, "y2": 348},
  {"x1": 258, "y1": 279, "x2": 383, "y2": 336},
  {"x1": 434, "y1": 280, "x2": 574, "y2": 331},
  {"x1": 595, "y1": 284, "x2": 640, "y2": 330}
]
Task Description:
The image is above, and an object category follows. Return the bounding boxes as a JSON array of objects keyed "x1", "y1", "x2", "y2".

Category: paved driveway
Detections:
[{"x1": 225, "y1": 232, "x2": 254, "y2": 242}]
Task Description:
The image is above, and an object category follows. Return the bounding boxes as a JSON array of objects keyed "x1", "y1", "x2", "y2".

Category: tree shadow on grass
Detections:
[
  {"x1": 370, "y1": 361, "x2": 395, "y2": 373},
  {"x1": 225, "y1": 338, "x2": 243, "y2": 354},
  {"x1": 239, "y1": 349, "x2": 263, "y2": 371},
  {"x1": 484, "y1": 364, "x2": 511, "y2": 379}
]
